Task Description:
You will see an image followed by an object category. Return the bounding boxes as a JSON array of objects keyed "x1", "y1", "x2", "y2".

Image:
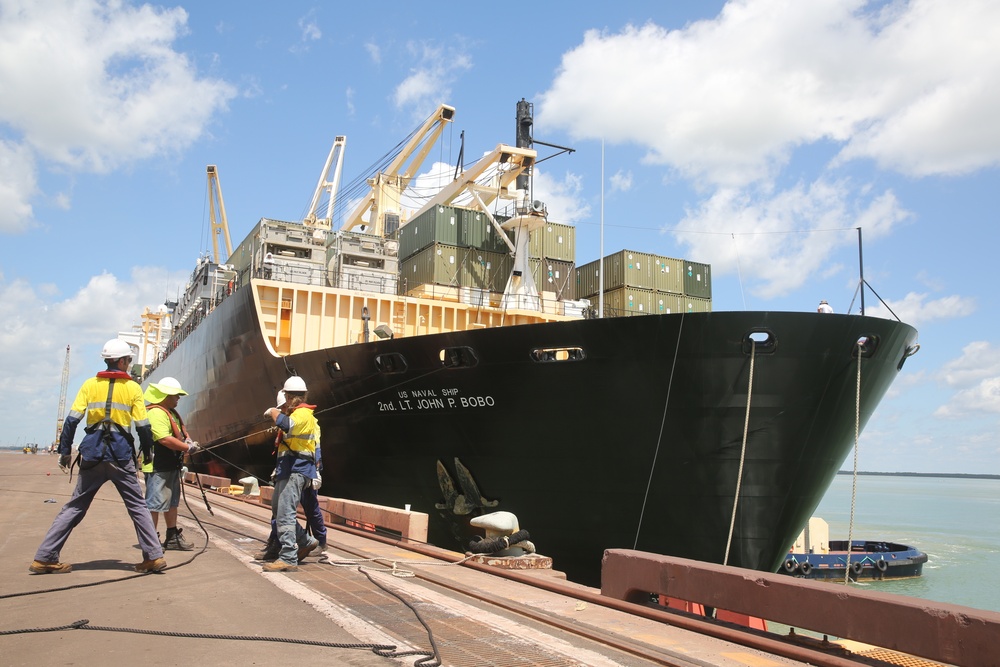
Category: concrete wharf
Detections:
[{"x1": 2, "y1": 453, "x2": 996, "y2": 667}]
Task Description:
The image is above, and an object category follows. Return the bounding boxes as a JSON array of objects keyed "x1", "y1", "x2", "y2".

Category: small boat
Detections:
[
  {"x1": 779, "y1": 518, "x2": 927, "y2": 580},
  {"x1": 781, "y1": 540, "x2": 928, "y2": 580}
]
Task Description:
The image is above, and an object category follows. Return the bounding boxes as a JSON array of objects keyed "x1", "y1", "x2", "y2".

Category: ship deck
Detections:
[{"x1": 2, "y1": 453, "x2": 988, "y2": 667}]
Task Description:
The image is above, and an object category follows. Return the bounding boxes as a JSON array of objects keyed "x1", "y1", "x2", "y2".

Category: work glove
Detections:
[
  {"x1": 186, "y1": 441, "x2": 200, "y2": 454},
  {"x1": 263, "y1": 408, "x2": 274, "y2": 419},
  {"x1": 59, "y1": 454, "x2": 70, "y2": 469},
  {"x1": 270, "y1": 468, "x2": 277, "y2": 483},
  {"x1": 312, "y1": 473, "x2": 322, "y2": 491}
]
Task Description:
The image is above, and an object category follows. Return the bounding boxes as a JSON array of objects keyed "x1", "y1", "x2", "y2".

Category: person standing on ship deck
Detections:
[
  {"x1": 254, "y1": 390, "x2": 326, "y2": 561},
  {"x1": 817, "y1": 299, "x2": 834, "y2": 313},
  {"x1": 143, "y1": 377, "x2": 200, "y2": 551},
  {"x1": 30, "y1": 339, "x2": 166, "y2": 575},
  {"x1": 260, "y1": 376, "x2": 320, "y2": 572}
]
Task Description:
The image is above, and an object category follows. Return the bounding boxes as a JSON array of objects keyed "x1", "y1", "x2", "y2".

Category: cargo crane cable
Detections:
[
  {"x1": 845, "y1": 344, "x2": 863, "y2": 585},
  {"x1": 633, "y1": 312, "x2": 686, "y2": 549},
  {"x1": 724, "y1": 338, "x2": 755, "y2": 566}
]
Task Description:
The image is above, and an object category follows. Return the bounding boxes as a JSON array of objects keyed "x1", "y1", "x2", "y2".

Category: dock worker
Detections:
[
  {"x1": 143, "y1": 377, "x2": 200, "y2": 551},
  {"x1": 30, "y1": 339, "x2": 166, "y2": 575},
  {"x1": 255, "y1": 390, "x2": 326, "y2": 561},
  {"x1": 817, "y1": 300, "x2": 833, "y2": 314},
  {"x1": 260, "y1": 376, "x2": 320, "y2": 572}
]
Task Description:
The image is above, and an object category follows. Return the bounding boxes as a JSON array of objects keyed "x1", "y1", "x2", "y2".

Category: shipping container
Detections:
[
  {"x1": 462, "y1": 249, "x2": 512, "y2": 292},
  {"x1": 512, "y1": 221, "x2": 576, "y2": 261},
  {"x1": 530, "y1": 258, "x2": 576, "y2": 300},
  {"x1": 683, "y1": 260, "x2": 712, "y2": 298},
  {"x1": 458, "y1": 209, "x2": 510, "y2": 253},
  {"x1": 653, "y1": 292, "x2": 684, "y2": 314},
  {"x1": 398, "y1": 243, "x2": 464, "y2": 293},
  {"x1": 398, "y1": 205, "x2": 460, "y2": 259},
  {"x1": 575, "y1": 260, "x2": 600, "y2": 299},
  {"x1": 601, "y1": 287, "x2": 655, "y2": 317},
  {"x1": 684, "y1": 296, "x2": 712, "y2": 313},
  {"x1": 653, "y1": 255, "x2": 684, "y2": 293}
]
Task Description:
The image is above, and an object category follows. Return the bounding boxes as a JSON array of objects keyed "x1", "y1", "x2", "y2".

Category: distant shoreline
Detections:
[{"x1": 837, "y1": 470, "x2": 1000, "y2": 480}]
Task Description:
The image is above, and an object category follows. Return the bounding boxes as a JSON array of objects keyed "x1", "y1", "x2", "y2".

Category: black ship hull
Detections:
[{"x1": 149, "y1": 282, "x2": 918, "y2": 586}]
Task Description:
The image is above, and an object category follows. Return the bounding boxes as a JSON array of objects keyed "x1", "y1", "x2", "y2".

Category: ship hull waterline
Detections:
[{"x1": 147, "y1": 282, "x2": 918, "y2": 586}]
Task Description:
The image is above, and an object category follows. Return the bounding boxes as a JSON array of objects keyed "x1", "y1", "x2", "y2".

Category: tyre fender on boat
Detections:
[
  {"x1": 851, "y1": 561, "x2": 863, "y2": 575},
  {"x1": 783, "y1": 559, "x2": 797, "y2": 573},
  {"x1": 876, "y1": 559, "x2": 888, "y2": 573},
  {"x1": 799, "y1": 562, "x2": 812, "y2": 576}
]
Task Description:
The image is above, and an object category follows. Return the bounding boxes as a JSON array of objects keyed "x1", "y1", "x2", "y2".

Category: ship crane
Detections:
[
  {"x1": 304, "y1": 136, "x2": 346, "y2": 230},
  {"x1": 343, "y1": 104, "x2": 456, "y2": 237},
  {"x1": 207, "y1": 165, "x2": 234, "y2": 264},
  {"x1": 54, "y1": 345, "x2": 70, "y2": 448}
]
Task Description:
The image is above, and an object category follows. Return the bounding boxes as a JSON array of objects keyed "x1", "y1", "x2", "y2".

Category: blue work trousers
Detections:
[
  {"x1": 267, "y1": 484, "x2": 327, "y2": 546},
  {"x1": 272, "y1": 472, "x2": 310, "y2": 565},
  {"x1": 34, "y1": 461, "x2": 163, "y2": 563}
]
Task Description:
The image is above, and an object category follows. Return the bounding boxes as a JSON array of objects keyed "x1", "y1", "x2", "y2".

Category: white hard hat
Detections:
[
  {"x1": 276, "y1": 390, "x2": 286, "y2": 407},
  {"x1": 101, "y1": 339, "x2": 133, "y2": 360},
  {"x1": 152, "y1": 377, "x2": 188, "y2": 396},
  {"x1": 283, "y1": 376, "x2": 307, "y2": 392}
]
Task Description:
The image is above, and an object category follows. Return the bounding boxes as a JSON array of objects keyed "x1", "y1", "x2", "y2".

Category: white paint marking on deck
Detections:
[
  {"x1": 186, "y1": 506, "x2": 415, "y2": 660},
  {"x1": 184, "y1": 505, "x2": 631, "y2": 667}
]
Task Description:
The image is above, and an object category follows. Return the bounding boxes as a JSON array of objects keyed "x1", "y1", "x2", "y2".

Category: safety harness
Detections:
[{"x1": 71, "y1": 377, "x2": 135, "y2": 475}]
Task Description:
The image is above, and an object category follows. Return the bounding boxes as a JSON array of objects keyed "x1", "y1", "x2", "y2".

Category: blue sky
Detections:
[{"x1": 1, "y1": 0, "x2": 998, "y2": 473}]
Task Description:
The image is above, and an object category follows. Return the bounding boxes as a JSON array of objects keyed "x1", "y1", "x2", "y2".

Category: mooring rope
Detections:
[
  {"x1": 723, "y1": 339, "x2": 755, "y2": 566},
  {"x1": 844, "y1": 342, "x2": 863, "y2": 585},
  {"x1": 633, "y1": 312, "x2": 686, "y2": 549}
]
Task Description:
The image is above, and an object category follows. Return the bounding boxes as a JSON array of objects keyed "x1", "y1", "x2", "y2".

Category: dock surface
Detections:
[{"x1": 0, "y1": 453, "x2": 917, "y2": 666}]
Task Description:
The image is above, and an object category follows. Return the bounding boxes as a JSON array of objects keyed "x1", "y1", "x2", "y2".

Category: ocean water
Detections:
[{"x1": 810, "y1": 473, "x2": 1000, "y2": 613}]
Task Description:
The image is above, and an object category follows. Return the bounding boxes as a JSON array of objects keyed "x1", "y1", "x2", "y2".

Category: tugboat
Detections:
[{"x1": 780, "y1": 518, "x2": 927, "y2": 580}]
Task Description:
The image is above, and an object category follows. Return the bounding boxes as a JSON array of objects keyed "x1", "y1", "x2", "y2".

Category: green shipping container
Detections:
[
  {"x1": 683, "y1": 260, "x2": 712, "y2": 298},
  {"x1": 531, "y1": 258, "x2": 576, "y2": 299},
  {"x1": 399, "y1": 243, "x2": 464, "y2": 292},
  {"x1": 684, "y1": 296, "x2": 712, "y2": 313},
  {"x1": 602, "y1": 287, "x2": 654, "y2": 317},
  {"x1": 462, "y1": 249, "x2": 512, "y2": 292},
  {"x1": 510, "y1": 221, "x2": 575, "y2": 261},
  {"x1": 653, "y1": 292, "x2": 684, "y2": 314},
  {"x1": 575, "y1": 260, "x2": 600, "y2": 298},
  {"x1": 455, "y1": 209, "x2": 502, "y2": 253},
  {"x1": 654, "y1": 255, "x2": 684, "y2": 293},
  {"x1": 399, "y1": 206, "x2": 460, "y2": 259}
]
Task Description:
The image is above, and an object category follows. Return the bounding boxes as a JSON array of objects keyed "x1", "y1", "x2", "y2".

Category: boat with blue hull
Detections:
[
  {"x1": 781, "y1": 540, "x2": 928, "y2": 580},
  {"x1": 132, "y1": 99, "x2": 920, "y2": 587}
]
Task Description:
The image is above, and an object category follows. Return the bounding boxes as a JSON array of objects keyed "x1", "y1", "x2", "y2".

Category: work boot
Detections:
[
  {"x1": 253, "y1": 537, "x2": 280, "y2": 561},
  {"x1": 29, "y1": 560, "x2": 72, "y2": 574},
  {"x1": 297, "y1": 536, "x2": 319, "y2": 561},
  {"x1": 262, "y1": 560, "x2": 298, "y2": 573},
  {"x1": 135, "y1": 557, "x2": 167, "y2": 573},
  {"x1": 163, "y1": 527, "x2": 194, "y2": 551}
]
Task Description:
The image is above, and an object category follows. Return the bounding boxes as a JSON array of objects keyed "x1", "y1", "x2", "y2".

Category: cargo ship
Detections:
[{"x1": 132, "y1": 100, "x2": 920, "y2": 586}]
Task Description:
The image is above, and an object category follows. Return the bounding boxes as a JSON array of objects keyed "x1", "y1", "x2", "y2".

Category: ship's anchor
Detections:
[{"x1": 435, "y1": 458, "x2": 498, "y2": 515}]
